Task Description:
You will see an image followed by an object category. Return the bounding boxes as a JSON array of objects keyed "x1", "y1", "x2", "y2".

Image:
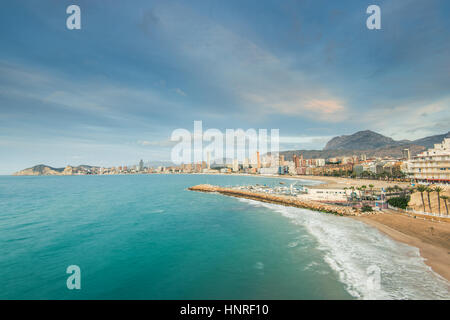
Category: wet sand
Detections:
[{"x1": 354, "y1": 211, "x2": 450, "y2": 282}]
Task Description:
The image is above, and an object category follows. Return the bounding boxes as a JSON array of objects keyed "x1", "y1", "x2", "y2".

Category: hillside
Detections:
[
  {"x1": 323, "y1": 130, "x2": 449, "y2": 151},
  {"x1": 13, "y1": 164, "x2": 99, "y2": 176},
  {"x1": 412, "y1": 131, "x2": 450, "y2": 149},
  {"x1": 13, "y1": 164, "x2": 64, "y2": 176},
  {"x1": 324, "y1": 130, "x2": 400, "y2": 150},
  {"x1": 280, "y1": 144, "x2": 426, "y2": 160},
  {"x1": 280, "y1": 130, "x2": 450, "y2": 159}
]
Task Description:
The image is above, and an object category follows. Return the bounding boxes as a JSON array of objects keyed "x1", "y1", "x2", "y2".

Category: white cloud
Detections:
[
  {"x1": 362, "y1": 96, "x2": 450, "y2": 140},
  {"x1": 174, "y1": 88, "x2": 186, "y2": 96},
  {"x1": 150, "y1": 4, "x2": 348, "y2": 122}
]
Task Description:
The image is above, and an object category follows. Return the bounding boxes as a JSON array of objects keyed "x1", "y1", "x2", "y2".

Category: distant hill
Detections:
[
  {"x1": 13, "y1": 164, "x2": 64, "y2": 176},
  {"x1": 13, "y1": 164, "x2": 99, "y2": 176},
  {"x1": 411, "y1": 131, "x2": 450, "y2": 149},
  {"x1": 323, "y1": 130, "x2": 449, "y2": 151},
  {"x1": 280, "y1": 144, "x2": 426, "y2": 160},
  {"x1": 324, "y1": 130, "x2": 403, "y2": 150}
]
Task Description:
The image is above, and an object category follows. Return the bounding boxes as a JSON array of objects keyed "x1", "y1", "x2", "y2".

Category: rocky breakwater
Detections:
[{"x1": 188, "y1": 184, "x2": 360, "y2": 216}]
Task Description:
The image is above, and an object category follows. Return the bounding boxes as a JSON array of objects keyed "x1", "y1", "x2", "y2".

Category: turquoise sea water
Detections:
[{"x1": 0, "y1": 174, "x2": 448, "y2": 299}]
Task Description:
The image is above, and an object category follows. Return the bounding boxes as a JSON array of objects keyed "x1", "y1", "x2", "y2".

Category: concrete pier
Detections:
[{"x1": 188, "y1": 184, "x2": 360, "y2": 216}]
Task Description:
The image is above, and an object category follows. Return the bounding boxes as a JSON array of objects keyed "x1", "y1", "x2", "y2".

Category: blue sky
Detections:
[{"x1": 0, "y1": 0, "x2": 449, "y2": 174}]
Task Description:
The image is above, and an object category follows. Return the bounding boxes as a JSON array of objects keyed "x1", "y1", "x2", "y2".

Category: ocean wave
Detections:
[{"x1": 241, "y1": 199, "x2": 450, "y2": 300}]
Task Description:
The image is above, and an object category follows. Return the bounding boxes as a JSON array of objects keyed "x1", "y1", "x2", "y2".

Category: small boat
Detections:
[{"x1": 279, "y1": 182, "x2": 285, "y2": 185}]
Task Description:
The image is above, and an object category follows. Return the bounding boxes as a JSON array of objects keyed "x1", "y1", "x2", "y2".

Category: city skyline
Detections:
[{"x1": 1, "y1": 0, "x2": 450, "y2": 174}]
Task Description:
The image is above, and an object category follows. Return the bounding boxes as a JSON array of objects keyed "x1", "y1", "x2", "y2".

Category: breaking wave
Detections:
[{"x1": 238, "y1": 198, "x2": 450, "y2": 299}]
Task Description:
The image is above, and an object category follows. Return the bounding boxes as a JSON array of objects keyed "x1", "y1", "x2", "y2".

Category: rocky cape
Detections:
[{"x1": 13, "y1": 164, "x2": 99, "y2": 176}]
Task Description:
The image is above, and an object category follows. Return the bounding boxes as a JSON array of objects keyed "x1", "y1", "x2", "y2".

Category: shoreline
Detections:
[
  {"x1": 353, "y1": 212, "x2": 450, "y2": 282},
  {"x1": 189, "y1": 183, "x2": 450, "y2": 283},
  {"x1": 8, "y1": 173, "x2": 450, "y2": 283}
]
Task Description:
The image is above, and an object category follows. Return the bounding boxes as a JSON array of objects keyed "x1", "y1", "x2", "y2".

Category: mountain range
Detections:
[
  {"x1": 323, "y1": 130, "x2": 450, "y2": 150},
  {"x1": 281, "y1": 130, "x2": 449, "y2": 160}
]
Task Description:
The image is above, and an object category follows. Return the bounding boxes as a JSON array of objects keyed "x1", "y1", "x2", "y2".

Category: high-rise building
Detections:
[
  {"x1": 232, "y1": 159, "x2": 239, "y2": 172},
  {"x1": 207, "y1": 151, "x2": 211, "y2": 169},
  {"x1": 293, "y1": 155, "x2": 300, "y2": 168},
  {"x1": 402, "y1": 148, "x2": 411, "y2": 160},
  {"x1": 243, "y1": 157, "x2": 249, "y2": 168},
  {"x1": 256, "y1": 151, "x2": 261, "y2": 169},
  {"x1": 139, "y1": 159, "x2": 144, "y2": 172}
]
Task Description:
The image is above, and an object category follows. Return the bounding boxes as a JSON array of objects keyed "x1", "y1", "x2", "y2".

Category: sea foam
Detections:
[{"x1": 238, "y1": 198, "x2": 450, "y2": 300}]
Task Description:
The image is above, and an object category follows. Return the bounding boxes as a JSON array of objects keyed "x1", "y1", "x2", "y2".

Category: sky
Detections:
[{"x1": 0, "y1": 0, "x2": 449, "y2": 174}]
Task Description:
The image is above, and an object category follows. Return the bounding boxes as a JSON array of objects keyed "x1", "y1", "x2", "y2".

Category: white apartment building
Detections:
[
  {"x1": 301, "y1": 188, "x2": 360, "y2": 202},
  {"x1": 315, "y1": 158, "x2": 326, "y2": 167},
  {"x1": 409, "y1": 138, "x2": 450, "y2": 183}
]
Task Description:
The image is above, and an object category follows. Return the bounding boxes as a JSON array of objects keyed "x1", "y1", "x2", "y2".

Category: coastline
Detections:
[
  {"x1": 353, "y1": 212, "x2": 450, "y2": 282},
  {"x1": 7, "y1": 173, "x2": 450, "y2": 283},
  {"x1": 189, "y1": 179, "x2": 450, "y2": 283}
]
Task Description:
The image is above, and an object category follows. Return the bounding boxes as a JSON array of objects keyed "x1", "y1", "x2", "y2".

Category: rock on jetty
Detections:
[{"x1": 188, "y1": 184, "x2": 360, "y2": 216}]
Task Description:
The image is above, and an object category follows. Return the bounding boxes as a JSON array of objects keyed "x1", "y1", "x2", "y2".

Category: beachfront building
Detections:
[
  {"x1": 301, "y1": 187, "x2": 358, "y2": 202},
  {"x1": 408, "y1": 138, "x2": 450, "y2": 184}
]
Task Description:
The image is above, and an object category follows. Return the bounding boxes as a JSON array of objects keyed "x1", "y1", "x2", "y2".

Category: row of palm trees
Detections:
[
  {"x1": 344, "y1": 184, "x2": 410, "y2": 199},
  {"x1": 414, "y1": 185, "x2": 449, "y2": 216},
  {"x1": 342, "y1": 184, "x2": 449, "y2": 215}
]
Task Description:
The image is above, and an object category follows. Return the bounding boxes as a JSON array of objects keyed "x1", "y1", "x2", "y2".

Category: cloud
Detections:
[
  {"x1": 242, "y1": 92, "x2": 348, "y2": 122},
  {"x1": 149, "y1": 3, "x2": 348, "y2": 122},
  {"x1": 0, "y1": 60, "x2": 189, "y2": 130},
  {"x1": 305, "y1": 99, "x2": 345, "y2": 114},
  {"x1": 174, "y1": 88, "x2": 187, "y2": 96},
  {"x1": 361, "y1": 96, "x2": 450, "y2": 140},
  {"x1": 136, "y1": 139, "x2": 176, "y2": 147}
]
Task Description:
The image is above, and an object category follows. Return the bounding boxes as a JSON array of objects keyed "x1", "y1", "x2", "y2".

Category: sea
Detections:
[{"x1": 0, "y1": 174, "x2": 448, "y2": 299}]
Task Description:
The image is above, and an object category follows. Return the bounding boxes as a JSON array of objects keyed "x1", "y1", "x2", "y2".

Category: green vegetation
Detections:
[
  {"x1": 361, "y1": 205, "x2": 373, "y2": 212},
  {"x1": 387, "y1": 196, "x2": 410, "y2": 210}
]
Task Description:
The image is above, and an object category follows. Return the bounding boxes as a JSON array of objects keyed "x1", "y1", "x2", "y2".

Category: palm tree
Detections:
[
  {"x1": 361, "y1": 185, "x2": 367, "y2": 199},
  {"x1": 349, "y1": 186, "x2": 355, "y2": 202},
  {"x1": 415, "y1": 185, "x2": 427, "y2": 212},
  {"x1": 386, "y1": 186, "x2": 393, "y2": 195},
  {"x1": 425, "y1": 186, "x2": 433, "y2": 213},
  {"x1": 369, "y1": 184, "x2": 374, "y2": 195},
  {"x1": 434, "y1": 186, "x2": 443, "y2": 216},
  {"x1": 440, "y1": 195, "x2": 449, "y2": 215}
]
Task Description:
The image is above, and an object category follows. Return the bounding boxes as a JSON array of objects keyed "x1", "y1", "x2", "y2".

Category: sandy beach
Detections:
[{"x1": 354, "y1": 211, "x2": 450, "y2": 281}]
